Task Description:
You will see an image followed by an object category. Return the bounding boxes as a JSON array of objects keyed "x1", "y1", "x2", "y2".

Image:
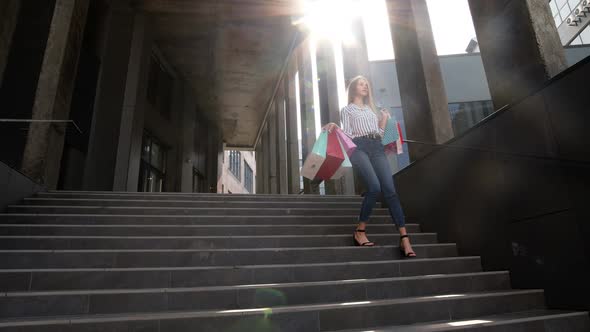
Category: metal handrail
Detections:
[
  {"x1": 403, "y1": 139, "x2": 588, "y2": 164},
  {"x1": 0, "y1": 119, "x2": 82, "y2": 133}
]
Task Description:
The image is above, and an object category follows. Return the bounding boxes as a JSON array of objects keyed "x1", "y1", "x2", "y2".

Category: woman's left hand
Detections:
[{"x1": 380, "y1": 109, "x2": 391, "y2": 120}]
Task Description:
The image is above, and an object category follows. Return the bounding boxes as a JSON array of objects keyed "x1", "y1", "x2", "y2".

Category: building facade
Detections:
[
  {"x1": 550, "y1": 0, "x2": 590, "y2": 45},
  {"x1": 220, "y1": 150, "x2": 256, "y2": 194},
  {"x1": 0, "y1": 0, "x2": 224, "y2": 193},
  {"x1": 0, "y1": 0, "x2": 581, "y2": 197},
  {"x1": 370, "y1": 45, "x2": 590, "y2": 172}
]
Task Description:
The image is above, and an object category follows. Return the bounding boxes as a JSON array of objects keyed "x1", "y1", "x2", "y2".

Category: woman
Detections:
[{"x1": 323, "y1": 76, "x2": 416, "y2": 258}]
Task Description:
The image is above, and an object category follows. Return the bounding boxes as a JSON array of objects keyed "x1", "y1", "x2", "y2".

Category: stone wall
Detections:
[
  {"x1": 394, "y1": 55, "x2": 590, "y2": 311},
  {"x1": 0, "y1": 161, "x2": 44, "y2": 212}
]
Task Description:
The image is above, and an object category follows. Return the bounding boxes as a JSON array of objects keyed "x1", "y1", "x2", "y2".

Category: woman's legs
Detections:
[
  {"x1": 370, "y1": 150, "x2": 416, "y2": 256},
  {"x1": 370, "y1": 152, "x2": 406, "y2": 227},
  {"x1": 350, "y1": 148, "x2": 382, "y2": 246}
]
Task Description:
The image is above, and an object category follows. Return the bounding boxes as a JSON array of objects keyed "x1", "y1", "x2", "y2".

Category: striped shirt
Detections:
[{"x1": 340, "y1": 103, "x2": 384, "y2": 138}]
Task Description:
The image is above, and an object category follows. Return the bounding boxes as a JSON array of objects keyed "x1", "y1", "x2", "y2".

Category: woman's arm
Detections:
[
  {"x1": 379, "y1": 109, "x2": 390, "y2": 131},
  {"x1": 323, "y1": 107, "x2": 350, "y2": 133},
  {"x1": 322, "y1": 122, "x2": 339, "y2": 132}
]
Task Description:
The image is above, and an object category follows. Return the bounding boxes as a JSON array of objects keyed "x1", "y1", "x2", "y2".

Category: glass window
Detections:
[
  {"x1": 150, "y1": 143, "x2": 164, "y2": 172},
  {"x1": 550, "y1": 0, "x2": 560, "y2": 17},
  {"x1": 579, "y1": 25, "x2": 590, "y2": 44},
  {"x1": 448, "y1": 100, "x2": 495, "y2": 136},
  {"x1": 141, "y1": 136, "x2": 151, "y2": 161},
  {"x1": 559, "y1": 2, "x2": 572, "y2": 21},
  {"x1": 244, "y1": 163, "x2": 254, "y2": 193},
  {"x1": 138, "y1": 132, "x2": 168, "y2": 192},
  {"x1": 571, "y1": 35, "x2": 583, "y2": 45},
  {"x1": 556, "y1": 0, "x2": 569, "y2": 10},
  {"x1": 567, "y1": 0, "x2": 581, "y2": 11},
  {"x1": 228, "y1": 150, "x2": 242, "y2": 181}
]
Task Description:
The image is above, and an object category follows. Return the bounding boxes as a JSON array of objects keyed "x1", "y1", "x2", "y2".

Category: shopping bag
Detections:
[
  {"x1": 301, "y1": 131, "x2": 328, "y2": 180},
  {"x1": 331, "y1": 135, "x2": 353, "y2": 179},
  {"x1": 395, "y1": 121, "x2": 404, "y2": 154},
  {"x1": 334, "y1": 128, "x2": 356, "y2": 157},
  {"x1": 382, "y1": 117, "x2": 399, "y2": 146},
  {"x1": 314, "y1": 130, "x2": 345, "y2": 180},
  {"x1": 383, "y1": 121, "x2": 404, "y2": 155}
]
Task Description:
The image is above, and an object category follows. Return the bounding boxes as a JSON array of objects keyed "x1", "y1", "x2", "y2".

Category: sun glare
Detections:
[
  {"x1": 448, "y1": 320, "x2": 492, "y2": 327},
  {"x1": 309, "y1": 37, "x2": 322, "y2": 137},
  {"x1": 299, "y1": 0, "x2": 359, "y2": 43},
  {"x1": 298, "y1": 0, "x2": 477, "y2": 60},
  {"x1": 362, "y1": 0, "x2": 395, "y2": 61},
  {"x1": 298, "y1": 0, "x2": 393, "y2": 126},
  {"x1": 426, "y1": 0, "x2": 477, "y2": 55}
]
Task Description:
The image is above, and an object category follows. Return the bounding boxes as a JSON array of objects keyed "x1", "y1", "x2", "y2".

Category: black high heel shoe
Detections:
[
  {"x1": 353, "y1": 229, "x2": 375, "y2": 247},
  {"x1": 399, "y1": 234, "x2": 417, "y2": 258}
]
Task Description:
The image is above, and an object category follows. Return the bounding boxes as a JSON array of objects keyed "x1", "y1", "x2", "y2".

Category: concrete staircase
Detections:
[{"x1": 0, "y1": 191, "x2": 587, "y2": 331}]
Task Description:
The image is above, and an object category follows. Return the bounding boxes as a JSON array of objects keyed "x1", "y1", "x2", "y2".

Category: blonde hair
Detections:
[{"x1": 347, "y1": 76, "x2": 378, "y2": 115}]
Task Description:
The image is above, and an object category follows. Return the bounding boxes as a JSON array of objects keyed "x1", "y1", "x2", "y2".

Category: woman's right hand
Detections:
[{"x1": 322, "y1": 122, "x2": 339, "y2": 133}]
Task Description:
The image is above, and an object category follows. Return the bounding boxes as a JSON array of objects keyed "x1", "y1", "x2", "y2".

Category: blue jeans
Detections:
[{"x1": 350, "y1": 137, "x2": 406, "y2": 228}]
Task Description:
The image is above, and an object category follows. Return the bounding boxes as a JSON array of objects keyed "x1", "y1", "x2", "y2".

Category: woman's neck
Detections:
[{"x1": 352, "y1": 96, "x2": 365, "y2": 108}]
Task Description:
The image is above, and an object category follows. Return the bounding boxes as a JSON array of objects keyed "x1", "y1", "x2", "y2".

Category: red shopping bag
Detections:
[
  {"x1": 331, "y1": 135, "x2": 352, "y2": 179},
  {"x1": 314, "y1": 130, "x2": 345, "y2": 181},
  {"x1": 301, "y1": 131, "x2": 328, "y2": 180}
]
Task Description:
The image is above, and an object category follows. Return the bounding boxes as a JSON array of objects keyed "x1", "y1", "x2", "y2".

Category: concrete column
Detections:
[
  {"x1": 206, "y1": 127, "x2": 222, "y2": 193},
  {"x1": 255, "y1": 141, "x2": 263, "y2": 194},
  {"x1": 206, "y1": 127, "x2": 215, "y2": 193},
  {"x1": 0, "y1": 0, "x2": 21, "y2": 89},
  {"x1": 386, "y1": 0, "x2": 454, "y2": 161},
  {"x1": 342, "y1": 18, "x2": 371, "y2": 81},
  {"x1": 216, "y1": 139, "x2": 224, "y2": 193},
  {"x1": 285, "y1": 57, "x2": 301, "y2": 194},
  {"x1": 113, "y1": 14, "x2": 152, "y2": 191},
  {"x1": 316, "y1": 41, "x2": 342, "y2": 195},
  {"x1": 256, "y1": 137, "x2": 266, "y2": 194},
  {"x1": 276, "y1": 87, "x2": 289, "y2": 195},
  {"x1": 468, "y1": 0, "x2": 567, "y2": 108},
  {"x1": 21, "y1": 0, "x2": 90, "y2": 187},
  {"x1": 297, "y1": 41, "x2": 320, "y2": 194},
  {"x1": 0, "y1": 1, "x2": 57, "y2": 170},
  {"x1": 342, "y1": 18, "x2": 370, "y2": 196},
  {"x1": 83, "y1": 5, "x2": 135, "y2": 190},
  {"x1": 326, "y1": 41, "x2": 356, "y2": 195},
  {"x1": 268, "y1": 106, "x2": 279, "y2": 194},
  {"x1": 262, "y1": 124, "x2": 271, "y2": 194},
  {"x1": 178, "y1": 83, "x2": 196, "y2": 193}
]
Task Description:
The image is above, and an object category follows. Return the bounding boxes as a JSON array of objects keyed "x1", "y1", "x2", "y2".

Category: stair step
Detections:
[
  {"x1": 24, "y1": 197, "x2": 365, "y2": 209},
  {"x1": 3, "y1": 190, "x2": 584, "y2": 331},
  {"x1": 0, "y1": 290, "x2": 546, "y2": 331},
  {"x1": 331, "y1": 310, "x2": 590, "y2": 332},
  {"x1": 39, "y1": 191, "x2": 363, "y2": 202},
  {"x1": 0, "y1": 223, "x2": 420, "y2": 236},
  {"x1": 0, "y1": 256, "x2": 483, "y2": 291},
  {"x1": 0, "y1": 244, "x2": 457, "y2": 269},
  {"x1": 6, "y1": 205, "x2": 390, "y2": 216},
  {"x1": 0, "y1": 214, "x2": 399, "y2": 225},
  {"x1": 0, "y1": 233, "x2": 438, "y2": 249},
  {"x1": 0, "y1": 272, "x2": 510, "y2": 319}
]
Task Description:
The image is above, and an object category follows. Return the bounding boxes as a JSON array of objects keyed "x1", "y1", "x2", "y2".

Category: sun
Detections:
[
  {"x1": 295, "y1": 0, "x2": 395, "y2": 59},
  {"x1": 295, "y1": 0, "x2": 360, "y2": 44}
]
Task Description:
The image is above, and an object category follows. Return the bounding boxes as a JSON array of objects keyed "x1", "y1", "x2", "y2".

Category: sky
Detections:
[
  {"x1": 426, "y1": 0, "x2": 477, "y2": 55},
  {"x1": 363, "y1": 0, "x2": 477, "y2": 60}
]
